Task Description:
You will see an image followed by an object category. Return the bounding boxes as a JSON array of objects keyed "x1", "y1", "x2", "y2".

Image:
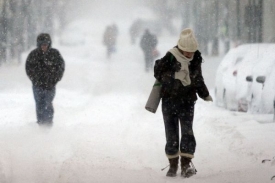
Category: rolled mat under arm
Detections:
[{"x1": 145, "y1": 80, "x2": 161, "y2": 113}]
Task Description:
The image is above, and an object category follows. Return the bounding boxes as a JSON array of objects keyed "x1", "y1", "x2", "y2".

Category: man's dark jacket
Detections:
[
  {"x1": 26, "y1": 34, "x2": 65, "y2": 90},
  {"x1": 154, "y1": 49, "x2": 209, "y2": 101}
]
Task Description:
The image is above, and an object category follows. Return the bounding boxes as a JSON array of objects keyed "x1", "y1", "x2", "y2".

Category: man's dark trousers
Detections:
[{"x1": 33, "y1": 85, "x2": 56, "y2": 124}]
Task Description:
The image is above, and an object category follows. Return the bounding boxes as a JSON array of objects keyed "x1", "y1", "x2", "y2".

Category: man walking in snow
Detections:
[
  {"x1": 140, "y1": 29, "x2": 158, "y2": 72},
  {"x1": 26, "y1": 33, "x2": 65, "y2": 126},
  {"x1": 154, "y1": 28, "x2": 212, "y2": 177}
]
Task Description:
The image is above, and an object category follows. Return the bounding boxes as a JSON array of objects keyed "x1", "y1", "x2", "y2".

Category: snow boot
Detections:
[
  {"x1": 166, "y1": 157, "x2": 179, "y2": 177},
  {"x1": 180, "y1": 157, "x2": 196, "y2": 178}
]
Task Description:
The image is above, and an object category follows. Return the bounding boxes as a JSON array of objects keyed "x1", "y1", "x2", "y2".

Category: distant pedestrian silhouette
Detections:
[
  {"x1": 140, "y1": 29, "x2": 158, "y2": 72},
  {"x1": 103, "y1": 24, "x2": 118, "y2": 59}
]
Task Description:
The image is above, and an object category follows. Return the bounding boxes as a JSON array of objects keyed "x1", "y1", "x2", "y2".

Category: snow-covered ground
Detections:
[{"x1": 0, "y1": 16, "x2": 275, "y2": 183}]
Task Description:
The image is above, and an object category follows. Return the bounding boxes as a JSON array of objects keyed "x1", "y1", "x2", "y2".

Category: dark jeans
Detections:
[
  {"x1": 162, "y1": 98, "x2": 196, "y2": 157},
  {"x1": 33, "y1": 85, "x2": 56, "y2": 124}
]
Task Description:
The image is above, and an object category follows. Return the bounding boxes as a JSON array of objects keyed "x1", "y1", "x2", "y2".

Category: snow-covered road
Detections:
[{"x1": 0, "y1": 18, "x2": 274, "y2": 183}]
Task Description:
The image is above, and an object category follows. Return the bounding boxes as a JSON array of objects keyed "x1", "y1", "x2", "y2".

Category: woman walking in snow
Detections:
[{"x1": 154, "y1": 28, "x2": 212, "y2": 177}]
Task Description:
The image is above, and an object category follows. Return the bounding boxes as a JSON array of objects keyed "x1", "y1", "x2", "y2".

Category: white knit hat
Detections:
[{"x1": 177, "y1": 28, "x2": 198, "y2": 52}]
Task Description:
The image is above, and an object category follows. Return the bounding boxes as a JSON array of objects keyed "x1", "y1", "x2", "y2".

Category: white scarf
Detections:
[{"x1": 169, "y1": 48, "x2": 193, "y2": 86}]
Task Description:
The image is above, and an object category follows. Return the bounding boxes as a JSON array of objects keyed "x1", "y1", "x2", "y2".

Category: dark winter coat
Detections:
[
  {"x1": 26, "y1": 34, "x2": 65, "y2": 90},
  {"x1": 154, "y1": 48, "x2": 209, "y2": 101}
]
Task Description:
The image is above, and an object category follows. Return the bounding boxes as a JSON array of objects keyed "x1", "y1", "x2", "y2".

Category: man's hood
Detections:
[{"x1": 37, "y1": 33, "x2": 52, "y2": 48}]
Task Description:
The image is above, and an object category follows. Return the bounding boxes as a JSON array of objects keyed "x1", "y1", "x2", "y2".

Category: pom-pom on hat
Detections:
[{"x1": 177, "y1": 28, "x2": 198, "y2": 52}]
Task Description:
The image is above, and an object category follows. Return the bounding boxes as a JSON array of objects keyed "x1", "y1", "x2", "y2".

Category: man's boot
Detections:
[
  {"x1": 181, "y1": 156, "x2": 196, "y2": 178},
  {"x1": 166, "y1": 157, "x2": 179, "y2": 177}
]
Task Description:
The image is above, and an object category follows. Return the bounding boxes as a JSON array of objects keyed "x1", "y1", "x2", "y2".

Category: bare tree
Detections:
[{"x1": 0, "y1": 0, "x2": 72, "y2": 65}]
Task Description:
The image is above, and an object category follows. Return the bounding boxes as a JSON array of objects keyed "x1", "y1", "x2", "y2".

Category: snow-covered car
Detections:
[
  {"x1": 60, "y1": 23, "x2": 86, "y2": 46},
  {"x1": 215, "y1": 44, "x2": 272, "y2": 111},
  {"x1": 245, "y1": 45, "x2": 275, "y2": 114},
  {"x1": 234, "y1": 44, "x2": 275, "y2": 112},
  {"x1": 215, "y1": 44, "x2": 257, "y2": 110}
]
